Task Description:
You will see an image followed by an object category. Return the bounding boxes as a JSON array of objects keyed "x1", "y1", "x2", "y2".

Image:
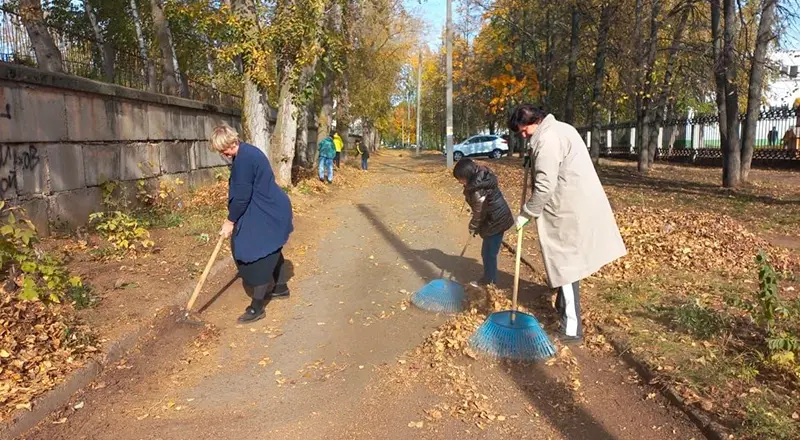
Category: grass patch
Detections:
[
  {"x1": 67, "y1": 284, "x2": 98, "y2": 309},
  {"x1": 665, "y1": 301, "x2": 729, "y2": 340}
]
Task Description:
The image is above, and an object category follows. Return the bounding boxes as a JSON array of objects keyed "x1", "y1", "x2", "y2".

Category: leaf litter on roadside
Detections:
[{"x1": 0, "y1": 290, "x2": 95, "y2": 419}]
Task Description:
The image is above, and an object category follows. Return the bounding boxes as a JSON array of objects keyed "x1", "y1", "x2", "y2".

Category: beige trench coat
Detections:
[{"x1": 522, "y1": 114, "x2": 627, "y2": 288}]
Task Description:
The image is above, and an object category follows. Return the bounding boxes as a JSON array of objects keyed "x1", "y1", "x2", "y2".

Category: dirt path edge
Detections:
[
  {"x1": 501, "y1": 238, "x2": 732, "y2": 440},
  {"x1": 0, "y1": 257, "x2": 235, "y2": 440}
]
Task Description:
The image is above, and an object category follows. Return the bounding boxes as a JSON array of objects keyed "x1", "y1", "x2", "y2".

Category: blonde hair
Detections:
[{"x1": 209, "y1": 123, "x2": 239, "y2": 152}]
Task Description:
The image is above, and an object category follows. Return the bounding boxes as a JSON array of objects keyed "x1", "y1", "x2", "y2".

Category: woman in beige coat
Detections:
[{"x1": 509, "y1": 105, "x2": 627, "y2": 345}]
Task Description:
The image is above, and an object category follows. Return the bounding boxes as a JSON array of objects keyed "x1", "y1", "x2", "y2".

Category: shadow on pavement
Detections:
[{"x1": 356, "y1": 202, "x2": 618, "y2": 440}]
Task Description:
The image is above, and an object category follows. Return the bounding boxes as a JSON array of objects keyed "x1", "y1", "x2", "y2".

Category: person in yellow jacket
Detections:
[{"x1": 333, "y1": 132, "x2": 344, "y2": 168}]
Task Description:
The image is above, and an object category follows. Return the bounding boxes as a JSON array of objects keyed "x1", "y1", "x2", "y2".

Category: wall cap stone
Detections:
[{"x1": 0, "y1": 63, "x2": 241, "y2": 117}]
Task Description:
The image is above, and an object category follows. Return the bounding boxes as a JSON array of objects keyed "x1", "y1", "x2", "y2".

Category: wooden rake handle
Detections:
[
  {"x1": 185, "y1": 235, "x2": 225, "y2": 313},
  {"x1": 511, "y1": 227, "x2": 524, "y2": 323}
]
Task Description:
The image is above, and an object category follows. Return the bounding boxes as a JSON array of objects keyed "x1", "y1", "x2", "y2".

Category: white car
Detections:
[{"x1": 448, "y1": 135, "x2": 509, "y2": 161}]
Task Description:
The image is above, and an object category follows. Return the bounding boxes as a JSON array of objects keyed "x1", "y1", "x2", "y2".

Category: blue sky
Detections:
[{"x1": 407, "y1": 0, "x2": 447, "y2": 50}]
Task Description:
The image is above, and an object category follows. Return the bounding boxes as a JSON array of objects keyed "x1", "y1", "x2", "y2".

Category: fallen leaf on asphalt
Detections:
[{"x1": 52, "y1": 417, "x2": 68, "y2": 424}]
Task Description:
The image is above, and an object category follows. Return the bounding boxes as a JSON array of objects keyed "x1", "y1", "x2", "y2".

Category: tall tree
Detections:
[
  {"x1": 18, "y1": 0, "x2": 63, "y2": 73},
  {"x1": 563, "y1": 4, "x2": 580, "y2": 124},
  {"x1": 84, "y1": 0, "x2": 115, "y2": 81},
  {"x1": 637, "y1": 0, "x2": 662, "y2": 173},
  {"x1": 128, "y1": 0, "x2": 156, "y2": 92},
  {"x1": 270, "y1": 0, "x2": 325, "y2": 186},
  {"x1": 719, "y1": 0, "x2": 741, "y2": 188},
  {"x1": 589, "y1": 2, "x2": 615, "y2": 163},
  {"x1": 150, "y1": 0, "x2": 180, "y2": 94},
  {"x1": 740, "y1": 0, "x2": 778, "y2": 182}
]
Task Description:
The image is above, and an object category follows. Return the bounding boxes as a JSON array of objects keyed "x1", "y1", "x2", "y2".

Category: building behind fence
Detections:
[{"x1": 578, "y1": 106, "x2": 800, "y2": 165}]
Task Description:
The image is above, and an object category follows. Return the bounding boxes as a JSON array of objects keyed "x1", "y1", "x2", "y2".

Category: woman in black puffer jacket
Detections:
[{"x1": 453, "y1": 158, "x2": 514, "y2": 286}]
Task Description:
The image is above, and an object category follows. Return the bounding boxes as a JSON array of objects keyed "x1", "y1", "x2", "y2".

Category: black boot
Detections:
[
  {"x1": 271, "y1": 284, "x2": 290, "y2": 299},
  {"x1": 238, "y1": 298, "x2": 266, "y2": 323}
]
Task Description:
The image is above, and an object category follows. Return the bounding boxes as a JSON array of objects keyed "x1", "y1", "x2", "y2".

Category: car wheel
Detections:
[
  {"x1": 491, "y1": 149, "x2": 502, "y2": 159},
  {"x1": 453, "y1": 151, "x2": 464, "y2": 161}
]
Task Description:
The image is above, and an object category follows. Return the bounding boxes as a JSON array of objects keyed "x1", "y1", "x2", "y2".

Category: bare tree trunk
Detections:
[
  {"x1": 637, "y1": 0, "x2": 661, "y2": 173},
  {"x1": 647, "y1": 5, "x2": 690, "y2": 164},
  {"x1": 232, "y1": 0, "x2": 271, "y2": 155},
  {"x1": 316, "y1": 1, "x2": 341, "y2": 149},
  {"x1": 721, "y1": 0, "x2": 741, "y2": 188},
  {"x1": 711, "y1": 0, "x2": 728, "y2": 141},
  {"x1": 129, "y1": 0, "x2": 156, "y2": 92},
  {"x1": 589, "y1": 3, "x2": 614, "y2": 163},
  {"x1": 632, "y1": 0, "x2": 645, "y2": 161},
  {"x1": 564, "y1": 5, "x2": 580, "y2": 124},
  {"x1": 336, "y1": 71, "x2": 352, "y2": 157},
  {"x1": 272, "y1": 71, "x2": 299, "y2": 187},
  {"x1": 167, "y1": 33, "x2": 190, "y2": 98},
  {"x1": 242, "y1": 73, "x2": 271, "y2": 155},
  {"x1": 84, "y1": 0, "x2": 115, "y2": 81},
  {"x1": 294, "y1": 106, "x2": 312, "y2": 169},
  {"x1": 741, "y1": 0, "x2": 778, "y2": 182},
  {"x1": 18, "y1": 0, "x2": 63, "y2": 73},
  {"x1": 150, "y1": 0, "x2": 179, "y2": 95}
]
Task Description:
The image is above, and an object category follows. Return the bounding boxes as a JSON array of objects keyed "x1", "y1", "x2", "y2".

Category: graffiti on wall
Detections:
[{"x1": 0, "y1": 146, "x2": 40, "y2": 197}]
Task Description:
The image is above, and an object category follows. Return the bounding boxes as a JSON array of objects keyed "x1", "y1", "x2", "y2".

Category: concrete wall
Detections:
[{"x1": 0, "y1": 63, "x2": 241, "y2": 235}]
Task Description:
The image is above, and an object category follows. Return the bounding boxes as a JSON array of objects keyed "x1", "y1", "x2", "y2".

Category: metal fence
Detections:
[
  {"x1": 578, "y1": 106, "x2": 800, "y2": 163},
  {"x1": 0, "y1": 4, "x2": 241, "y2": 108}
]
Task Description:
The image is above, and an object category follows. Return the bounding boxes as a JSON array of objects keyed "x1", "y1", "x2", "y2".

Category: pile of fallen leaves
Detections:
[
  {"x1": 185, "y1": 181, "x2": 227, "y2": 209},
  {"x1": 0, "y1": 292, "x2": 93, "y2": 420},
  {"x1": 417, "y1": 286, "x2": 520, "y2": 362},
  {"x1": 599, "y1": 207, "x2": 798, "y2": 280}
]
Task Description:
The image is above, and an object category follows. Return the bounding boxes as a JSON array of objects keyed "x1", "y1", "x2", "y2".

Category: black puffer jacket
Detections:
[{"x1": 463, "y1": 166, "x2": 514, "y2": 238}]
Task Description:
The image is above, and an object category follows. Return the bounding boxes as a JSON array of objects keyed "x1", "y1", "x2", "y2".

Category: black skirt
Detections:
[{"x1": 235, "y1": 248, "x2": 283, "y2": 287}]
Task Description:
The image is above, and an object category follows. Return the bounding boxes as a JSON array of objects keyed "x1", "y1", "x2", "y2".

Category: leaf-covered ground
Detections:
[
  {"x1": 406, "y1": 151, "x2": 800, "y2": 439},
  {"x1": 0, "y1": 158, "x2": 369, "y2": 424}
]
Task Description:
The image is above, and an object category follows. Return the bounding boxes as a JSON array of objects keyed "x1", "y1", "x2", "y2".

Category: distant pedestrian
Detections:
[
  {"x1": 356, "y1": 139, "x2": 369, "y2": 171},
  {"x1": 333, "y1": 132, "x2": 344, "y2": 168},
  {"x1": 768, "y1": 126, "x2": 778, "y2": 146},
  {"x1": 318, "y1": 133, "x2": 336, "y2": 183},
  {"x1": 210, "y1": 123, "x2": 293, "y2": 323},
  {"x1": 508, "y1": 104, "x2": 627, "y2": 345}
]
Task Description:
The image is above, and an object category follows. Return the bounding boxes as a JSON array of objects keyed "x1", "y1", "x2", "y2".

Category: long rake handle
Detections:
[
  {"x1": 185, "y1": 235, "x2": 225, "y2": 313},
  {"x1": 520, "y1": 159, "x2": 530, "y2": 212},
  {"x1": 440, "y1": 235, "x2": 472, "y2": 280},
  {"x1": 511, "y1": 227, "x2": 524, "y2": 324}
]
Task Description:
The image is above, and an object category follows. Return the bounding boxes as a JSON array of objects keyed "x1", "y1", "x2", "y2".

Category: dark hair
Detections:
[
  {"x1": 453, "y1": 158, "x2": 477, "y2": 181},
  {"x1": 507, "y1": 104, "x2": 548, "y2": 132}
]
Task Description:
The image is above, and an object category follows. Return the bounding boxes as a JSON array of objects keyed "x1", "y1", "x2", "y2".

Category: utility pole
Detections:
[
  {"x1": 416, "y1": 50, "x2": 422, "y2": 156},
  {"x1": 406, "y1": 88, "x2": 411, "y2": 148},
  {"x1": 445, "y1": 0, "x2": 454, "y2": 168}
]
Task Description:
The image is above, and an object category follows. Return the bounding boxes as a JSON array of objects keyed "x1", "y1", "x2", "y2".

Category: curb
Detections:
[
  {"x1": 500, "y1": 238, "x2": 732, "y2": 440},
  {"x1": 0, "y1": 255, "x2": 234, "y2": 440}
]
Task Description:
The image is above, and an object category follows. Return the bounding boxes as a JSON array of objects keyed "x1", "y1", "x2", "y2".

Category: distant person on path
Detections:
[
  {"x1": 453, "y1": 158, "x2": 514, "y2": 287},
  {"x1": 508, "y1": 104, "x2": 627, "y2": 345},
  {"x1": 211, "y1": 123, "x2": 294, "y2": 323},
  {"x1": 768, "y1": 126, "x2": 779, "y2": 146},
  {"x1": 356, "y1": 139, "x2": 369, "y2": 171},
  {"x1": 333, "y1": 131, "x2": 344, "y2": 168},
  {"x1": 318, "y1": 133, "x2": 336, "y2": 183}
]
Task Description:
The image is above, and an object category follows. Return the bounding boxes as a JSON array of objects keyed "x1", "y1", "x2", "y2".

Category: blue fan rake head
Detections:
[
  {"x1": 410, "y1": 279, "x2": 466, "y2": 313},
  {"x1": 469, "y1": 310, "x2": 557, "y2": 361}
]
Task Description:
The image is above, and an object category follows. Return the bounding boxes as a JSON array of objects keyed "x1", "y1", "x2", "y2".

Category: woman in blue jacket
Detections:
[{"x1": 210, "y1": 124, "x2": 294, "y2": 323}]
